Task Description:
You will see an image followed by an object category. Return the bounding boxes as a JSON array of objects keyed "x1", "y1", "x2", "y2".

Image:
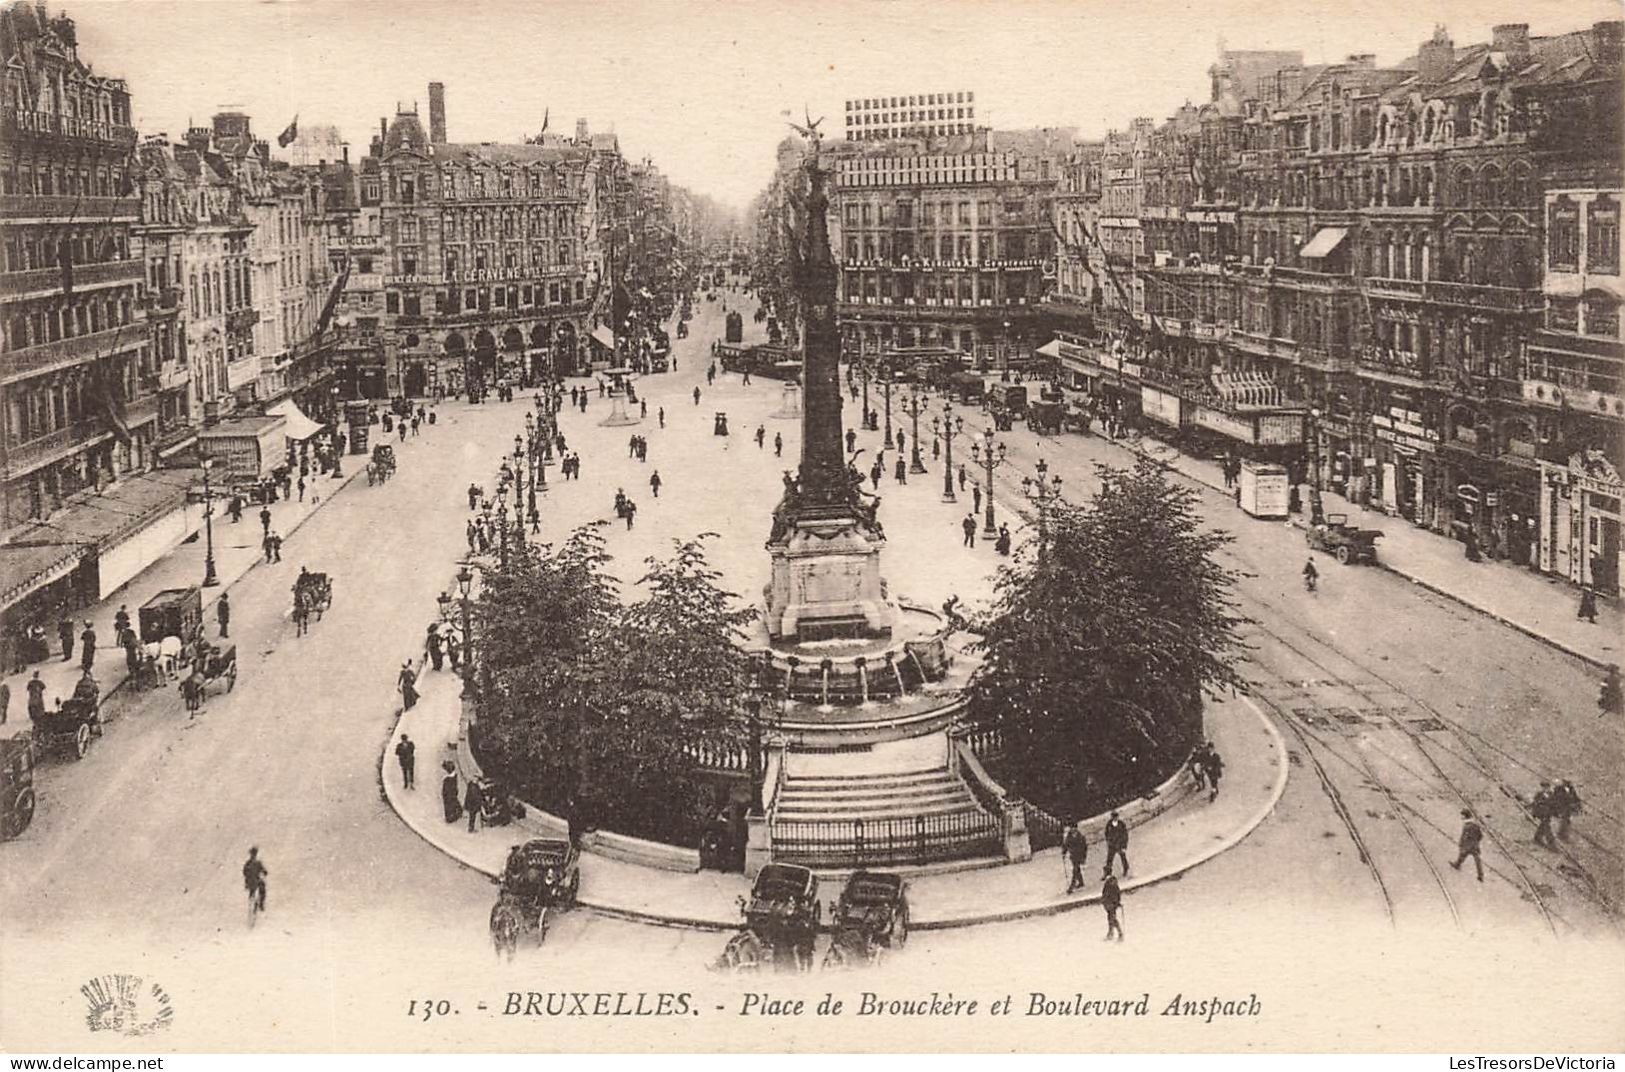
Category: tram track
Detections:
[{"x1": 964, "y1": 424, "x2": 1614, "y2": 936}]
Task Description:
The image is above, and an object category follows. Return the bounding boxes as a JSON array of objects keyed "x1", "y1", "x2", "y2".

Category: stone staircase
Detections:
[{"x1": 769, "y1": 738, "x2": 1002, "y2": 867}]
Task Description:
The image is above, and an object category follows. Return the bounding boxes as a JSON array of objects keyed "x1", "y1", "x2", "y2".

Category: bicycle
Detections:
[{"x1": 246, "y1": 882, "x2": 266, "y2": 927}]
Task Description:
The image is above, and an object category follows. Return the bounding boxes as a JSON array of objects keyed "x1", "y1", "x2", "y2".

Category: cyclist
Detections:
[
  {"x1": 243, "y1": 846, "x2": 268, "y2": 915},
  {"x1": 1302, "y1": 558, "x2": 1319, "y2": 592}
]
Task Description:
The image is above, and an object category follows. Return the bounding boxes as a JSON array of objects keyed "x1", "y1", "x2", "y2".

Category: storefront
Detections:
[
  {"x1": 1539, "y1": 450, "x2": 1624, "y2": 596},
  {"x1": 1368, "y1": 398, "x2": 1442, "y2": 526}
]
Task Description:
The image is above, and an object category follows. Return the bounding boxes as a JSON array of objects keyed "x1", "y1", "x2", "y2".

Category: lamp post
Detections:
[
  {"x1": 1021, "y1": 457, "x2": 1065, "y2": 548},
  {"x1": 881, "y1": 352, "x2": 894, "y2": 448},
  {"x1": 859, "y1": 346, "x2": 871, "y2": 429},
  {"x1": 513, "y1": 439, "x2": 526, "y2": 549},
  {"x1": 745, "y1": 659, "x2": 764, "y2": 817},
  {"x1": 1308, "y1": 406, "x2": 1326, "y2": 526},
  {"x1": 200, "y1": 457, "x2": 219, "y2": 587},
  {"x1": 970, "y1": 428, "x2": 1008, "y2": 539},
  {"x1": 903, "y1": 387, "x2": 928, "y2": 474},
  {"x1": 933, "y1": 403, "x2": 964, "y2": 504},
  {"x1": 456, "y1": 565, "x2": 474, "y2": 699}
]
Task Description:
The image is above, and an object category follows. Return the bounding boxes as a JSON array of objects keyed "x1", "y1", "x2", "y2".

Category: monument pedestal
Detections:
[
  {"x1": 764, "y1": 514, "x2": 892, "y2": 641},
  {"x1": 772, "y1": 381, "x2": 802, "y2": 420}
]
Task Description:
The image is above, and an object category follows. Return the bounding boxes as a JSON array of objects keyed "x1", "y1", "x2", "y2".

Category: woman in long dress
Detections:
[{"x1": 441, "y1": 761, "x2": 462, "y2": 823}]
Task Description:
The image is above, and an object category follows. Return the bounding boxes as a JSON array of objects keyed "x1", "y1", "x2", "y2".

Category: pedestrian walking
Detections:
[
  {"x1": 529, "y1": 505, "x2": 540, "y2": 534},
  {"x1": 441, "y1": 762, "x2": 462, "y2": 824},
  {"x1": 693, "y1": 386, "x2": 702, "y2": 406},
  {"x1": 1103, "y1": 811, "x2": 1129, "y2": 877},
  {"x1": 623, "y1": 499, "x2": 637, "y2": 530},
  {"x1": 260, "y1": 506, "x2": 272, "y2": 536},
  {"x1": 398, "y1": 661, "x2": 419, "y2": 712},
  {"x1": 1204, "y1": 744, "x2": 1224, "y2": 802},
  {"x1": 756, "y1": 425, "x2": 766, "y2": 449},
  {"x1": 1063, "y1": 824, "x2": 1088, "y2": 892},
  {"x1": 650, "y1": 471, "x2": 662, "y2": 498},
  {"x1": 426, "y1": 626, "x2": 444, "y2": 671},
  {"x1": 846, "y1": 429, "x2": 857, "y2": 454},
  {"x1": 217, "y1": 593, "x2": 231, "y2": 638},
  {"x1": 465, "y1": 778, "x2": 484, "y2": 832},
  {"x1": 658, "y1": 406, "x2": 665, "y2": 428},
  {"x1": 396, "y1": 734, "x2": 417, "y2": 789},
  {"x1": 774, "y1": 432, "x2": 783, "y2": 457},
  {"x1": 958, "y1": 464, "x2": 968, "y2": 491},
  {"x1": 1101, "y1": 875, "x2": 1124, "y2": 942},
  {"x1": 895, "y1": 457, "x2": 907, "y2": 484},
  {"x1": 271, "y1": 532, "x2": 284, "y2": 562},
  {"x1": 640, "y1": 399, "x2": 647, "y2": 419},
  {"x1": 1551, "y1": 779, "x2": 1582, "y2": 841},
  {"x1": 297, "y1": 476, "x2": 306, "y2": 502},
  {"x1": 896, "y1": 430, "x2": 906, "y2": 460},
  {"x1": 1600, "y1": 665, "x2": 1622, "y2": 719},
  {"x1": 1532, "y1": 781, "x2": 1557, "y2": 847},
  {"x1": 79, "y1": 621, "x2": 96, "y2": 672},
  {"x1": 870, "y1": 459, "x2": 883, "y2": 490},
  {"x1": 1578, "y1": 586, "x2": 1599, "y2": 623},
  {"x1": 446, "y1": 630, "x2": 462, "y2": 671},
  {"x1": 1188, "y1": 744, "x2": 1209, "y2": 789},
  {"x1": 26, "y1": 670, "x2": 46, "y2": 720},
  {"x1": 229, "y1": 495, "x2": 243, "y2": 524},
  {"x1": 933, "y1": 437, "x2": 941, "y2": 460},
  {"x1": 1449, "y1": 809, "x2": 1484, "y2": 881},
  {"x1": 962, "y1": 514, "x2": 977, "y2": 548},
  {"x1": 972, "y1": 483, "x2": 982, "y2": 515},
  {"x1": 113, "y1": 604, "x2": 130, "y2": 639},
  {"x1": 995, "y1": 523, "x2": 1011, "y2": 556},
  {"x1": 263, "y1": 531, "x2": 276, "y2": 563},
  {"x1": 58, "y1": 615, "x2": 75, "y2": 662}
]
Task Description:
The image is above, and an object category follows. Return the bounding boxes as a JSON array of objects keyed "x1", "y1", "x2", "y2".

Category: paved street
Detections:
[{"x1": 3, "y1": 290, "x2": 1622, "y2": 1050}]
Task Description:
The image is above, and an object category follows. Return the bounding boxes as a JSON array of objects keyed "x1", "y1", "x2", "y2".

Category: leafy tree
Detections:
[
  {"x1": 964, "y1": 460, "x2": 1247, "y2": 819},
  {"x1": 472, "y1": 529, "x2": 756, "y2": 845}
]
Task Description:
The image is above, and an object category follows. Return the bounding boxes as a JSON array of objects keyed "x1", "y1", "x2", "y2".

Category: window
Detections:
[
  {"x1": 1549, "y1": 196, "x2": 1580, "y2": 271},
  {"x1": 1588, "y1": 196, "x2": 1619, "y2": 274},
  {"x1": 1547, "y1": 298, "x2": 1579, "y2": 332},
  {"x1": 385, "y1": 292, "x2": 400, "y2": 313},
  {"x1": 977, "y1": 202, "x2": 991, "y2": 226},
  {"x1": 1585, "y1": 296, "x2": 1620, "y2": 338}
]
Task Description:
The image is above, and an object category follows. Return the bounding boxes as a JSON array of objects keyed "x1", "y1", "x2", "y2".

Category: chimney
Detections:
[
  {"x1": 184, "y1": 126, "x2": 211, "y2": 154},
  {"x1": 428, "y1": 81, "x2": 446, "y2": 142},
  {"x1": 1346, "y1": 53, "x2": 1375, "y2": 70},
  {"x1": 1492, "y1": 23, "x2": 1530, "y2": 59},
  {"x1": 1419, "y1": 25, "x2": 1455, "y2": 82},
  {"x1": 342, "y1": 144, "x2": 350, "y2": 164}
]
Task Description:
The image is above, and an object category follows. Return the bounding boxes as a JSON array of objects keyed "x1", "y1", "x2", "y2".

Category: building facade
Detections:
[{"x1": 845, "y1": 91, "x2": 976, "y2": 142}]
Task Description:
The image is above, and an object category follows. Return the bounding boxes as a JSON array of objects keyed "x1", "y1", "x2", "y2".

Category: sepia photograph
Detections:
[{"x1": 0, "y1": 0, "x2": 1621, "y2": 1057}]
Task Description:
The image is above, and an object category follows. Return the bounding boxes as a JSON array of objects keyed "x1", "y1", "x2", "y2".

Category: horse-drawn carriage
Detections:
[
  {"x1": 823, "y1": 871, "x2": 910, "y2": 969},
  {"x1": 715, "y1": 863, "x2": 821, "y2": 973},
  {"x1": 1027, "y1": 399, "x2": 1064, "y2": 435},
  {"x1": 0, "y1": 735, "x2": 36, "y2": 840},
  {"x1": 489, "y1": 838, "x2": 581, "y2": 959},
  {"x1": 180, "y1": 640, "x2": 237, "y2": 712},
  {"x1": 368, "y1": 444, "x2": 397, "y2": 485},
  {"x1": 292, "y1": 570, "x2": 334, "y2": 634},
  {"x1": 32, "y1": 672, "x2": 102, "y2": 760}
]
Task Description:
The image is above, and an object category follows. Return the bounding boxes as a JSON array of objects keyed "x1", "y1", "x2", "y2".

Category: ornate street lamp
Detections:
[
  {"x1": 457, "y1": 565, "x2": 474, "y2": 699},
  {"x1": 1021, "y1": 456, "x2": 1065, "y2": 546},
  {"x1": 881, "y1": 352, "x2": 894, "y2": 448},
  {"x1": 903, "y1": 386, "x2": 929, "y2": 474},
  {"x1": 933, "y1": 403, "x2": 965, "y2": 504},
  {"x1": 1308, "y1": 406, "x2": 1326, "y2": 526},
  {"x1": 970, "y1": 428, "x2": 1008, "y2": 539},
  {"x1": 200, "y1": 457, "x2": 219, "y2": 587}
]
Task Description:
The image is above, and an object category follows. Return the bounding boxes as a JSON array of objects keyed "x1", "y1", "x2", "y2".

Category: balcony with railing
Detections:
[
  {"x1": 0, "y1": 420, "x2": 111, "y2": 479},
  {"x1": 1, "y1": 325, "x2": 146, "y2": 385},
  {"x1": 0, "y1": 193, "x2": 139, "y2": 220},
  {"x1": 1356, "y1": 344, "x2": 1429, "y2": 383},
  {"x1": 1424, "y1": 279, "x2": 1541, "y2": 312},
  {"x1": 0, "y1": 258, "x2": 145, "y2": 300}
]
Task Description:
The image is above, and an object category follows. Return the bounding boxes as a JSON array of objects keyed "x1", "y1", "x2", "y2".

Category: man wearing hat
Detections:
[
  {"x1": 1102, "y1": 810, "x2": 1130, "y2": 878},
  {"x1": 1532, "y1": 781, "x2": 1557, "y2": 847},
  {"x1": 1449, "y1": 809, "x2": 1484, "y2": 881}
]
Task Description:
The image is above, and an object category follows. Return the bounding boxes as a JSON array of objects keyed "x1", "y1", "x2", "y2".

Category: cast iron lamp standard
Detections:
[
  {"x1": 200, "y1": 457, "x2": 219, "y2": 587},
  {"x1": 902, "y1": 386, "x2": 929, "y2": 474},
  {"x1": 512, "y1": 438, "x2": 527, "y2": 550},
  {"x1": 1021, "y1": 456, "x2": 1065, "y2": 547},
  {"x1": 933, "y1": 403, "x2": 964, "y2": 504},
  {"x1": 858, "y1": 348, "x2": 872, "y2": 430},
  {"x1": 881, "y1": 352, "x2": 894, "y2": 449},
  {"x1": 457, "y1": 565, "x2": 475, "y2": 699},
  {"x1": 970, "y1": 428, "x2": 1008, "y2": 539},
  {"x1": 1307, "y1": 405, "x2": 1326, "y2": 526}
]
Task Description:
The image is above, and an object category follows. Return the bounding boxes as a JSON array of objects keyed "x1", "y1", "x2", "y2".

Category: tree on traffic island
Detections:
[{"x1": 964, "y1": 459, "x2": 1248, "y2": 820}]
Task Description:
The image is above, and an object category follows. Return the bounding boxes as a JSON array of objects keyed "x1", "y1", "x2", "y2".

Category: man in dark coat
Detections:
[
  {"x1": 1449, "y1": 809, "x2": 1484, "y2": 881},
  {"x1": 398, "y1": 662, "x2": 419, "y2": 711},
  {"x1": 1203, "y1": 744, "x2": 1224, "y2": 802},
  {"x1": 113, "y1": 605, "x2": 131, "y2": 639},
  {"x1": 465, "y1": 779, "x2": 484, "y2": 832},
  {"x1": 80, "y1": 622, "x2": 96, "y2": 672},
  {"x1": 426, "y1": 627, "x2": 444, "y2": 671},
  {"x1": 1101, "y1": 874, "x2": 1124, "y2": 941},
  {"x1": 1103, "y1": 811, "x2": 1130, "y2": 877},
  {"x1": 58, "y1": 615, "x2": 75, "y2": 662},
  {"x1": 962, "y1": 514, "x2": 977, "y2": 548},
  {"x1": 26, "y1": 670, "x2": 46, "y2": 720},
  {"x1": 395, "y1": 734, "x2": 416, "y2": 789},
  {"x1": 216, "y1": 593, "x2": 230, "y2": 639},
  {"x1": 1063, "y1": 825, "x2": 1088, "y2": 892}
]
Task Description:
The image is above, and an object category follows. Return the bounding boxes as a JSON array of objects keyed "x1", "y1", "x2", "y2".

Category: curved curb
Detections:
[{"x1": 911, "y1": 694, "x2": 1290, "y2": 930}]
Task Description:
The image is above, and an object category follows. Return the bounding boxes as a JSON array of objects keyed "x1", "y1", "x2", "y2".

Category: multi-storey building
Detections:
[
  {"x1": 829, "y1": 125, "x2": 1069, "y2": 368},
  {"x1": 363, "y1": 89, "x2": 616, "y2": 398},
  {"x1": 0, "y1": 0, "x2": 202, "y2": 630},
  {"x1": 1039, "y1": 20, "x2": 1624, "y2": 592},
  {"x1": 845, "y1": 91, "x2": 976, "y2": 142}
]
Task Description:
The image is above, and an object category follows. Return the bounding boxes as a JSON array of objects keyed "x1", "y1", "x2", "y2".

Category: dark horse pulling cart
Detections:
[
  {"x1": 292, "y1": 570, "x2": 334, "y2": 635},
  {"x1": 181, "y1": 640, "x2": 237, "y2": 712},
  {"x1": 489, "y1": 838, "x2": 581, "y2": 959}
]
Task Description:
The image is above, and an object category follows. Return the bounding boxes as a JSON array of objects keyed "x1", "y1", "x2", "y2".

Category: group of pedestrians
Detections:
[
  {"x1": 1058, "y1": 811, "x2": 1132, "y2": 941},
  {"x1": 628, "y1": 434, "x2": 650, "y2": 463}
]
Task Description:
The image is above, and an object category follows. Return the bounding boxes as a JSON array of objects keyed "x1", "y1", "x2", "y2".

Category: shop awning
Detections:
[
  {"x1": 267, "y1": 399, "x2": 324, "y2": 441},
  {"x1": 1300, "y1": 227, "x2": 1348, "y2": 260},
  {"x1": 1035, "y1": 339, "x2": 1063, "y2": 359},
  {"x1": 590, "y1": 325, "x2": 616, "y2": 350}
]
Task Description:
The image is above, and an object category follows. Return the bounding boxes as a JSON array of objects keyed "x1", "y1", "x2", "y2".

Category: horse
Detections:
[{"x1": 489, "y1": 893, "x2": 543, "y2": 961}]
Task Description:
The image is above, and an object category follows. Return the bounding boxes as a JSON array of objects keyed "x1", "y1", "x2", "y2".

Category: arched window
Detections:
[
  {"x1": 1456, "y1": 166, "x2": 1475, "y2": 207},
  {"x1": 1480, "y1": 165, "x2": 1502, "y2": 207}
]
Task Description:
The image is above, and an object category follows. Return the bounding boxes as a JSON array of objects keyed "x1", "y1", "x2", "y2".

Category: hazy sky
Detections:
[{"x1": 71, "y1": 0, "x2": 1619, "y2": 212}]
